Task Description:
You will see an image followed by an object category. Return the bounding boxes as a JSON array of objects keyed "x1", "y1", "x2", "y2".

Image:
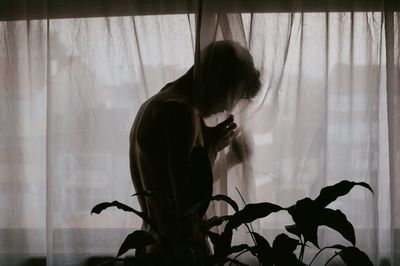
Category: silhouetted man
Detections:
[{"x1": 129, "y1": 40, "x2": 261, "y2": 264}]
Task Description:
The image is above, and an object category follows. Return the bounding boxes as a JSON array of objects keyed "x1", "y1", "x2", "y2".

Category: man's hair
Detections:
[{"x1": 199, "y1": 40, "x2": 261, "y2": 101}]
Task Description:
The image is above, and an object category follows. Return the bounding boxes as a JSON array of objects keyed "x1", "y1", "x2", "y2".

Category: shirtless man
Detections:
[{"x1": 129, "y1": 41, "x2": 261, "y2": 263}]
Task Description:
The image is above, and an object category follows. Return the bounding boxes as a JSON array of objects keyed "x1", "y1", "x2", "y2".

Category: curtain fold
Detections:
[
  {"x1": 0, "y1": 1, "x2": 399, "y2": 265},
  {"x1": 385, "y1": 10, "x2": 400, "y2": 264}
]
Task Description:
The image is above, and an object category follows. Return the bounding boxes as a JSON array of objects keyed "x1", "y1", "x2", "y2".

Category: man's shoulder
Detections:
[{"x1": 151, "y1": 98, "x2": 194, "y2": 120}]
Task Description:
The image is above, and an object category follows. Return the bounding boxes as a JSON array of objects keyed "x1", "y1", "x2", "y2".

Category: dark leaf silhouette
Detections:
[
  {"x1": 318, "y1": 208, "x2": 356, "y2": 246},
  {"x1": 220, "y1": 202, "x2": 283, "y2": 251},
  {"x1": 207, "y1": 231, "x2": 222, "y2": 247},
  {"x1": 249, "y1": 232, "x2": 273, "y2": 266},
  {"x1": 272, "y1": 233, "x2": 299, "y2": 255},
  {"x1": 269, "y1": 234, "x2": 301, "y2": 266},
  {"x1": 207, "y1": 231, "x2": 231, "y2": 264},
  {"x1": 208, "y1": 232, "x2": 249, "y2": 262},
  {"x1": 250, "y1": 232, "x2": 271, "y2": 250},
  {"x1": 91, "y1": 201, "x2": 158, "y2": 233},
  {"x1": 131, "y1": 190, "x2": 174, "y2": 207},
  {"x1": 227, "y1": 202, "x2": 283, "y2": 229},
  {"x1": 315, "y1": 180, "x2": 373, "y2": 208},
  {"x1": 230, "y1": 244, "x2": 251, "y2": 254},
  {"x1": 207, "y1": 230, "x2": 226, "y2": 263},
  {"x1": 339, "y1": 246, "x2": 373, "y2": 266},
  {"x1": 288, "y1": 198, "x2": 320, "y2": 247},
  {"x1": 91, "y1": 201, "x2": 136, "y2": 214},
  {"x1": 200, "y1": 215, "x2": 232, "y2": 232},
  {"x1": 285, "y1": 224, "x2": 301, "y2": 238},
  {"x1": 92, "y1": 178, "x2": 373, "y2": 266},
  {"x1": 204, "y1": 194, "x2": 239, "y2": 212},
  {"x1": 225, "y1": 258, "x2": 249, "y2": 266},
  {"x1": 117, "y1": 230, "x2": 156, "y2": 257},
  {"x1": 185, "y1": 194, "x2": 239, "y2": 216}
]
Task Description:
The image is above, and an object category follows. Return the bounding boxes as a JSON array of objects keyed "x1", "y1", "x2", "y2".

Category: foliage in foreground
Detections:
[{"x1": 92, "y1": 179, "x2": 374, "y2": 266}]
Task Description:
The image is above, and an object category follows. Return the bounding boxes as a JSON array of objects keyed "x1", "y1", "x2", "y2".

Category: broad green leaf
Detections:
[
  {"x1": 117, "y1": 230, "x2": 156, "y2": 257},
  {"x1": 318, "y1": 208, "x2": 356, "y2": 246},
  {"x1": 315, "y1": 180, "x2": 373, "y2": 208},
  {"x1": 339, "y1": 246, "x2": 373, "y2": 266}
]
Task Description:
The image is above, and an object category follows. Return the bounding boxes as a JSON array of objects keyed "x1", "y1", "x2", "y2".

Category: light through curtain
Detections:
[{"x1": 0, "y1": 1, "x2": 399, "y2": 265}]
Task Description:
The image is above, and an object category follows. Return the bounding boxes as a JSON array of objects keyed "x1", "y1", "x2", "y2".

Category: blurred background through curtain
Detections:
[{"x1": 0, "y1": 0, "x2": 399, "y2": 265}]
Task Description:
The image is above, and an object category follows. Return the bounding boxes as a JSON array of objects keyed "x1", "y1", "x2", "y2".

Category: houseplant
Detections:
[{"x1": 92, "y1": 179, "x2": 374, "y2": 266}]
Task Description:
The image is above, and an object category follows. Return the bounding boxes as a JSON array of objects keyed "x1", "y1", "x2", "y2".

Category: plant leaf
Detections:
[
  {"x1": 91, "y1": 201, "x2": 136, "y2": 214},
  {"x1": 326, "y1": 244, "x2": 346, "y2": 250},
  {"x1": 91, "y1": 201, "x2": 158, "y2": 233},
  {"x1": 131, "y1": 190, "x2": 174, "y2": 207},
  {"x1": 249, "y1": 232, "x2": 273, "y2": 266},
  {"x1": 200, "y1": 215, "x2": 232, "y2": 232},
  {"x1": 338, "y1": 246, "x2": 373, "y2": 266},
  {"x1": 226, "y1": 258, "x2": 249, "y2": 266},
  {"x1": 272, "y1": 233, "x2": 299, "y2": 255},
  {"x1": 250, "y1": 232, "x2": 271, "y2": 250},
  {"x1": 117, "y1": 230, "x2": 156, "y2": 257},
  {"x1": 185, "y1": 194, "x2": 239, "y2": 216},
  {"x1": 314, "y1": 180, "x2": 374, "y2": 208},
  {"x1": 220, "y1": 202, "x2": 283, "y2": 251},
  {"x1": 229, "y1": 244, "x2": 251, "y2": 254},
  {"x1": 207, "y1": 231, "x2": 222, "y2": 247},
  {"x1": 207, "y1": 231, "x2": 231, "y2": 262},
  {"x1": 318, "y1": 208, "x2": 356, "y2": 246},
  {"x1": 270, "y1": 234, "x2": 300, "y2": 266},
  {"x1": 285, "y1": 224, "x2": 301, "y2": 238},
  {"x1": 227, "y1": 202, "x2": 283, "y2": 229},
  {"x1": 288, "y1": 198, "x2": 320, "y2": 248}
]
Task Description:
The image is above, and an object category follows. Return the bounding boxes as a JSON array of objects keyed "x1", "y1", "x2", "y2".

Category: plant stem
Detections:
[
  {"x1": 309, "y1": 246, "x2": 341, "y2": 266},
  {"x1": 298, "y1": 236, "x2": 305, "y2": 262},
  {"x1": 235, "y1": 187, "x2": 257, "y2": 246},
  {"x1": 324, "y1": 252, "x2": 340, "y2": 266},
  {"x1": 229, "y1": 250, "x2": 250, "y2": 266}
]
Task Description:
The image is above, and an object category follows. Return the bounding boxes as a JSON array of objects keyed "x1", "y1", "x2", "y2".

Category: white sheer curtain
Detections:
[{"x1": 0, "y1": 1, "x2": 399, "y2": 265}]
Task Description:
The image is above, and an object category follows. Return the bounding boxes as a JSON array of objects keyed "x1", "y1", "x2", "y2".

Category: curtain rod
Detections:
[{"x1": 1, "y1": 0, "x2": 398, "y2": 21}]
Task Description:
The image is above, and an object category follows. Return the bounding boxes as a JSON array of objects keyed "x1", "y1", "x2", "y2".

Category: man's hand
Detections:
[{"x1": 202, "y1": 115, "x2": 237, "y2": 161}]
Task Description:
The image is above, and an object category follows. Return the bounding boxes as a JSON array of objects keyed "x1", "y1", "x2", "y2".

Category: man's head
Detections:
[{"x1": 195, "y1": 40, "x2": 261, "y2": 117}]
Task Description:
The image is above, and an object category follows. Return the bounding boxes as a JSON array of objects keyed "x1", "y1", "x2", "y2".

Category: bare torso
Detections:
[{"x1": 129, "y1": 82, "x2": 206, "y2": 238}]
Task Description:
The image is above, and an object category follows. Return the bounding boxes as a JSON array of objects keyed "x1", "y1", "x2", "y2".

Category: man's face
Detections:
[{"x1": 203, "y1": 84, "x2": 243, "y2": 117}]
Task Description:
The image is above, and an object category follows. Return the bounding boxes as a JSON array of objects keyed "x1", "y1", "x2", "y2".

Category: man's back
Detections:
[{"x1": 129, "y1": 86, "x2": 206, "y2": 237}]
